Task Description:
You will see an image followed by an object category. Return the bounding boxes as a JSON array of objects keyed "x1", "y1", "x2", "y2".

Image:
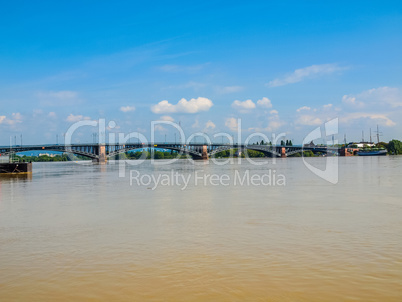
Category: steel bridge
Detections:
[{"x1": 0, "y1": 143, "x2": 339, "y2": 162}]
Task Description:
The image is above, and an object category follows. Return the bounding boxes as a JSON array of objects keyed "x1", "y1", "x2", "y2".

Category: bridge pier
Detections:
[
  {"x1": 281, "y1": 147, "x2": 286, "y2": 158},
  {"x1": 235, "y1": 147, "x2": 243, "y2": 157},
  {"x1": 93, "y1": 144, "x2": 107, "y2": 163},
  {"x1": 202, "y1": 145, "x2": 209, "y2": 160}
]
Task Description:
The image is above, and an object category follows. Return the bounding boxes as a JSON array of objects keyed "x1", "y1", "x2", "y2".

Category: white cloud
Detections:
[
  {"x1": 151, "y1": 97, "x2": 213, "y2": 114},
  {"x1": 120, "y1": 106, "x2": 136, "y2": 112},
  {"x1": 204, "y1": 120, "x2": 216, "y2": 131},
  {"x1": 159, "y1": 115, "x2": 174, "y2": 122},
  {"x1": 154, "y1": 124, "x2": 167, "y2": 132},
  {"x1": 256, "y1": 97, "x2": 272, "y2": 108},
  {"x1": 232, "y1": 97, "x2": 273, "y2": 112},
  {"x1": 342, "y1": 87, "x2": 402, "y2": 108},
  {"x1": 225, "y1": 117, "x2": 238, "y2": 131},
  {"x1": 267, "y1": 63, "x2": 346, "y2": 87},
  {"x1": 0, "y1": 113, "x2": 23, "y2": 126},
  {"x1": 248, "y1": 119, "x2": 285, "y2": 132},
  {"x1": 267, "y1": 120, "x2": 284, "y2": 131},
  {"x1": 342, "y1": 95, "x2": 364, "y2": 107},
  {"x1": 270, "y1": 109, "x2": 279, "y2": 115},
  {"x1": 48, "y1": 112, "x2": 57, "y2": 118},
  {"x1": 66, "y1": 114, "x2": 91, "y2": 122},
  {"x1": 12, "y1": 112, "x2": 22, "y2": 120},
  {"x1": 340, "y1": 113, "x2": 396, "y2": 127},
  {"x1": 323, "y1": 104, "x2": 333, "y2": 109},
  {"x1": 231, "y1": 99, "x2": 256, "y2": 112},
  {"x1": 297, "y1": 106, "x2": 311, "y2": 112},
  {"x1": 295, "y1": 115, "x2": 323, "y2": 126}
]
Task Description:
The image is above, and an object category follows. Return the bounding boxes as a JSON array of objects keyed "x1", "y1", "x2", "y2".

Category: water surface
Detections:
[{"x1": 1, "y1": 157, "x2": 401, "y2": 301}]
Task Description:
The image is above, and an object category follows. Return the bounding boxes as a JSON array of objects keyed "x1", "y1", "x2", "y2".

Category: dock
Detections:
[{"x1": 0, "y1": 163, "x2": 32, "y2": 174}]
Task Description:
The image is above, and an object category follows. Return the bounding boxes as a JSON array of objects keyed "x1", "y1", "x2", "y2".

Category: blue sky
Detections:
[{"x1": 1, "y1": 1, "x2": 401, "y2": 145}]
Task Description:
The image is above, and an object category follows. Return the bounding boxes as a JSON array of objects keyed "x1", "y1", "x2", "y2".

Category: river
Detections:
[{"x1": 0, "y1": 156, "x2": 401, "y2": 301}]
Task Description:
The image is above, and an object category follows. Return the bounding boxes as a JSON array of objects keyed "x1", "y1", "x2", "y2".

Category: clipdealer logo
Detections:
[{"x1": 63, "y1": 117, "x2": 339, "y2": 185}]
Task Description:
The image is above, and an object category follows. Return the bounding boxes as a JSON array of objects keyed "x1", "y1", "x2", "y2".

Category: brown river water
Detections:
[{"x1": 0, "y1": 156, "x2": 401, "y2": 301}]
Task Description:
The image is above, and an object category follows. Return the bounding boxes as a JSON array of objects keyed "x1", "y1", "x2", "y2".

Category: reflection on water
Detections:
[
  {"x1": 0, "y1": 157, "x2": 401, "y2": 301},
  {"x1": 0, "y1": 173, "x2": 32, "y2": 181}
]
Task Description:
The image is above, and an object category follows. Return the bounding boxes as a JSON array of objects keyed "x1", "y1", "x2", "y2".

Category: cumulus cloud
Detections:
[
  {"x1": 0, "y1": 113, "x2": 23, "y2": 126},
  {"x1": 231, "y1": 99, "x2": 256, "y2": 112},
  {"x1": 267, "y1": 63, "x2": 346, "y2": 87},
  {"x1": 266, "y1": 120, "x2": 284, "y2": 131},
  {"x1": 266, "y1": 110, "x2": 285, "y2": 131},
  {"x1": 120, "y1": 106, "x2": 135, "y2": 112},
  {"x1": 256, "y1": 97, "x2": 272, "y2": 108},
  {"x1": 204, "y1": 120, "x2": 216, "y2": 131},
  {"x1": 225, "y1": 117, "x2": 238, "y2": 131},
  {"x1": 66, "y1": 114, "x2": 91, "y2": 122},
  {"x1": 159, "y1": 115, "x2": 174, "y2": 122},
  {"x1": 340, "y1": 113, "x2": 396, "y2": 127},
  {"x1": 154, "y1": 124, "x2": 167, "y2": 132},
  {"x1": 297, "y1": 106, "x2": 311, "y2": 112},
  {"x1": 342, "y1": 95, "x2": 364, "y2": 107},
  {"x1": 342, "y1": 87, "x2": 402, "y2": 108},
  {"x1": 151, "y1": 97, "x2": 213, "y2": 114},
  {"x1": 12, "y1": 112, "x2": 22, "y2": 120},
  {"x1": 248, "y1": 117, "x2": 285, "y2": 132},
  {"x1": 232, "y1": 97, "x2": 274, "y2": 112},
  {"x1": 295, "y1": 115, "x2": 323, "y2": 126}
]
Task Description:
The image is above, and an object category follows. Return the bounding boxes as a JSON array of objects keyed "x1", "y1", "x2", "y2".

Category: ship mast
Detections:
[{"x1": 374, "y1": 124, "x2": 382, "y2": 144}]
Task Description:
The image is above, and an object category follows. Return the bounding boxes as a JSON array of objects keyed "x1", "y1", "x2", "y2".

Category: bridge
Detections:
[{"x1": 0, "y1": 143, "x2": 339, "y2": 162}]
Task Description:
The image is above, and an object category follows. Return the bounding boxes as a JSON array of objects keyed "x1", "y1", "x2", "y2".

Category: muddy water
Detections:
[{"x1": 0, "y1": 157, "x2": 401, "y2": 301}]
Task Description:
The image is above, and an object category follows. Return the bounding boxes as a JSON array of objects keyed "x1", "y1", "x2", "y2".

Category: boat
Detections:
[{"x1": 356, "y1": 149, "x2": 387, "y2": 156}]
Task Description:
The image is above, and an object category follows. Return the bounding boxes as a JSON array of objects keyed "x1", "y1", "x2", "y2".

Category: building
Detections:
[
  {"x1": 38, "y1": 153, "x2": 57, "y2": 157},
  {"x1": 347, "y1": 142, "x2": 376, "y2": 148}
]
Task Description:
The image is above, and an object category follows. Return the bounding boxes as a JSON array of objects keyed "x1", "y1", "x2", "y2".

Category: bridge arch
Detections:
[
  {"x1": 208, "y1": 145, "x2": 281, "y2": 157},
  {"x1": 106, "y1": 145, "x2": 205, "y2": 159},
  {"x1": 1, "y1": 146, "x2": 99, "y2": 160}
]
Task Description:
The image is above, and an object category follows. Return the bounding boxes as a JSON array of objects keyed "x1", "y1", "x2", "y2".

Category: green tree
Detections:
[
  {"x1": 376, "y1": 142, "x2": 388, "y2": 149},
  {"x1": 154, "y1": 151, "x2": 164, "y2": 159},
  {"x1": 303, "y1": 150, "x2": 314, "y2": 157},
  {"x1": 387, "y1": 140, "x2": 402, "y2": 155}
]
